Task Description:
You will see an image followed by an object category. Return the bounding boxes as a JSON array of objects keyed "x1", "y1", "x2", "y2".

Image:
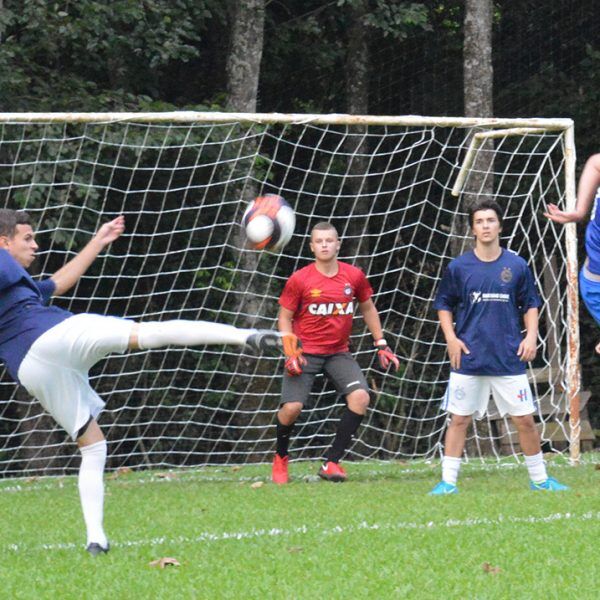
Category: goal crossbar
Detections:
[{"x1": 0, "y1": 112, "x2": 574, "y2": 129}]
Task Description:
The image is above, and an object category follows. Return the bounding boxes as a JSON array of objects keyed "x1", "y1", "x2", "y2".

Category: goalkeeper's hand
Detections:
[
  {"x1": 282, "y1": 333, "x2": 306, "y2": 376},
  {"x1": 285, "y1": 354, "x2": 307, "y2": 376},
  {"x1": 374, "y1": 339, "x2": 400, "y2": 371}
]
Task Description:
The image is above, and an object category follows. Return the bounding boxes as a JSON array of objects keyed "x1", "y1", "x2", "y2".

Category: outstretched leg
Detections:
[{"x1": 129, "y1": 321, "x2": 295, "y2": 354}]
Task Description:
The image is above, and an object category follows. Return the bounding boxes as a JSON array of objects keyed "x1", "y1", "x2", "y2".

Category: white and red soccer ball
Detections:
[{"x1": 242, "y1": 194, "x2": 295, "y2": 252}]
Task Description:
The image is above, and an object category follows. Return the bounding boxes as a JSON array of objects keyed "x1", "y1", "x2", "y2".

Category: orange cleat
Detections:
[
  {"x1": 272, "y1": 453, "x2": 289, "y2": 484},
  {"x1": 318, "y1": 461, "x2": 347, "y2": 482}
]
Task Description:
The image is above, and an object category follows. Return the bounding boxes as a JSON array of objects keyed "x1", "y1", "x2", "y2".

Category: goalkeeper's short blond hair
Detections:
[{"x1": 311, "y1": 221, "x2": 338, "y2": 238}]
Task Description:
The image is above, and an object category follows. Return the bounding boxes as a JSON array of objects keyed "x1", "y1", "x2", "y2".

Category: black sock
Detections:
[
  {"x1": 276, "y1": 417, "x2": 295, "y2": 458},
  {"x1": 326, "y1": 408, "x2": 364, "y2": 463}
]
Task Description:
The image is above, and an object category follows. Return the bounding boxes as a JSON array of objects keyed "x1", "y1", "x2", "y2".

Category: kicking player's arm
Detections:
[
  {"x1": 359, "y1": 298, "x2": 399, "y2": 370},
  {"x1": 517, "y1": 307, "x2": 538, "y2": 362},
  {"x1": 51, "y1": 216, "x2": 125, "y2": 296},
  {"x1": 438, "y1": 309, "x2": 470, "y2": 370},
  {"x1": 545, "y1": 153, "x2": 600, "y2": 224}
]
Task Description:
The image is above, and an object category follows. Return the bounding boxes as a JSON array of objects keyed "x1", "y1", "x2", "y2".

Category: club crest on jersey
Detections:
[
  {"x1": 343, "y1": 283, "x2": 353, "y2": 296},
  {"x1": 500, "y1": 267, "x2": 513, "y2": 283},
  {"x1": 308, "y1": 301, "x2": 355, "y2": 316}
]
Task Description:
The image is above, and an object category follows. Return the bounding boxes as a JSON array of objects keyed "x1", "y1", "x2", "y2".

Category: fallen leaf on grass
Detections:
[
  {"x1": 595, "y1": 464, "x2": 600, "y2": 471},
  {"x1": 156, "y1": 472, "x2": 178, "y2": 480},
  {"x1": 108, "y1": 467, "x2": 132, "y2": 480},
  {"x1": 303, "y1": 475, "x2": 320, "y2": 483},
  {"x1": 482, "y1": 562, "x2": 502, "y2": 575},
  {"x1": 251, "y1": 481, "x2": 264, "y2": 489},
  {"x1": 149, "y1": 557, "x2": 181, "y2": 569},
  {"x1": 231, "y1": 466, "x2": 241, "y2": 472},
  {"x1": 287, "y1": 546, "x2": 303, "y2": 554}
]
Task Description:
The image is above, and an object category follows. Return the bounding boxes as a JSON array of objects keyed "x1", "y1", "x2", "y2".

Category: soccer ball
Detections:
[{"x1": 242, "y1": 194, "x2": 295, "y2": 251}]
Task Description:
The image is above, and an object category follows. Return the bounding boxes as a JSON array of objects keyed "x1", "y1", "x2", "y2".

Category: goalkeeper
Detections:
[
  {"x1": 272, "y1": 222, "x2": 399, "y2": 484},
  {"x1": 0, "y1": 209, "x2": 287, "y2": 556},
  {"x1": 545, "y1": 153, "x2": 600, "y2": 352},
  {"x1": 430, "y1": 201, "x2": 568, "y2": 495}
]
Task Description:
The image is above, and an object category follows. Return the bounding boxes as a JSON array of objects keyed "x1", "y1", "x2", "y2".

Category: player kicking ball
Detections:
[
  {"x1": 0, "y1": 209, "x2": 292, "y2": 555},
  {"x1": 272, "y1": 222, "x2": 399, "y2": 484},
  {"x1": 430, "y1": 201, "x2": 568, "y2": 495}
]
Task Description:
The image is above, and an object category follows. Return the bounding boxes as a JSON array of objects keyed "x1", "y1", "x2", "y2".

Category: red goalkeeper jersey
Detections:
[{"x1": 278, "y1": 261, "x2": 373, "y2": 354}]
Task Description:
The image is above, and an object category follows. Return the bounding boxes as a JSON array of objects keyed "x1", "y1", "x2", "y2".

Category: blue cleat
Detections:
[
  {"x1": 530, "y1": 476, "x2": 569, "y2": 492},
  {"x1": 429, "y1": 481, "x2": 458, "y2": 495}
]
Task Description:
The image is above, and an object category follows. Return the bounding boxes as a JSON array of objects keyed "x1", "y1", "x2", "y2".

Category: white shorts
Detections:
[
  {"x1": 17, "y1": 314, "x2": 134, "y2": 440},
  {"x1": 441, "y1": 372, "x2": 535, "y2": 419}
]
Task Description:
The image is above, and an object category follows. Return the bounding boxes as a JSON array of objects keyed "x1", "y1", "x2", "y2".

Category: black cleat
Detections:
[
  {"x1": 246, "y1": 331, "x2": 302, "y2": 356},
  {"x1": 246, "y1": 330, "x2": 282, "y2": 353},
  {"x1": 86, "y1": 542, "x2": 110, "y2": 556}
]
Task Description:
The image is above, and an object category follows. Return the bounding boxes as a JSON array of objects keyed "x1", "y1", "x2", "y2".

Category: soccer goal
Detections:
[{"x1": 0, "y1": 112, "x2": 581, "y2": 476}]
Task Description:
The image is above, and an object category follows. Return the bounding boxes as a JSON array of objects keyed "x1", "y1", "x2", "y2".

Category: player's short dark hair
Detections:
[
  {"x1": 469, "y1": 200, "x2": 503, "y2": 228},
  {"x1": 0, "y1": 209, "x2": 32, "y2": 238},
  {"x1": 311, "y1": 221, "x2": 339, "y2": 238}
]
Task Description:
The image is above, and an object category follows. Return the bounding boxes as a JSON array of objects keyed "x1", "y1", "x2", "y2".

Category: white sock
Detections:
[
  {"x1": 524, "y1": 451, "x2": 547, "y2": 484},
  {"x1": 78, "y1": 440, "x2": 108, "y2": 548},
  {"x1": 137, "y1": 320, "x2": 255, "y2": 349},
  {"x1": 442, "y1": 456, "x2": 462, "y2": 485}
]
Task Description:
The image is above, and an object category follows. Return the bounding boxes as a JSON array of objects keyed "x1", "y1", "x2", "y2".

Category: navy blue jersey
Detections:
[
  {"x1": 434, "y1": 249, "x2": 541, "y2": 375},
  {"x1": 0, "y1": 249, "x2": 72, "y2": 381},
  {"x1": 585, "y1": 188, "x2": 600, "y2": 274}
]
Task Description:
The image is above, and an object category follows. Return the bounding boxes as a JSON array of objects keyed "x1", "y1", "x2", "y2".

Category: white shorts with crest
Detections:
[
  {"x1": 17, "y1": 314, "x2": 134, "y2": 440},
  {"x1": 442, "y1": 372, "x2": 535, "y2": 419}
]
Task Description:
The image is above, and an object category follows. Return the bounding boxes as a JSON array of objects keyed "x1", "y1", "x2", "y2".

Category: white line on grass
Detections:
[{"x1": 3, "y1": 511, "x2": 599, "y2": 555}]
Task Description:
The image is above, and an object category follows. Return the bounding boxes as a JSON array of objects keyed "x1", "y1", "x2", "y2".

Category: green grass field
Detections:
[{"x1": 0, "y1": 454, "x2": 598, "y2": 599}]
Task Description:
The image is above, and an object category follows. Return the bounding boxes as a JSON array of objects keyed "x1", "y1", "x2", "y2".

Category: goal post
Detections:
[{"x1": 0, "y1": 112, "x2": 580, "y2": 475}]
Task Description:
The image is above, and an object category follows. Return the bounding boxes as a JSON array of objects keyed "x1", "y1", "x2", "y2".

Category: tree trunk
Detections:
[
  {"x1": 225, "y1": 0, "x2": 266, "y2": 322},
  {"x1": 453, "y1": 0, "x2": 495, "y2": 257},
  {"x1": 464, "y1": 0, "x2": 493, "y2": 120},
  {"x1": 343, "y1": 0, "x2": 370, "y2": 262},
  {"x1": 226, "y1": 0, "x2": 265, "y2": 113},
  {"x1": 461, "y1": 0, "x2": 495, "y2": 456},
  {"x1": 225, "y1": 0, "x2": 270, "y2": 460}
]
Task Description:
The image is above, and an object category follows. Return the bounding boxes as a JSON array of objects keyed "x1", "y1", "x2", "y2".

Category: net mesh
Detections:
[{"x1": 0, "y1": 115, "x2": 574, "y2": 475}]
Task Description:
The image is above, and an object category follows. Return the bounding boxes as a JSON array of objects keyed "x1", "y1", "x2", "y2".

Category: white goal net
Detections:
[{"x1": 0, "y1": 113, "x2": 579, "y2": 476}]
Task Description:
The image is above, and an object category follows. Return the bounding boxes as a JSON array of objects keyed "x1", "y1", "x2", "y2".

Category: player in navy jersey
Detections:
[
  {"x1": 0, "y1": 209, "x2": 292, "y2": 555},
  {"x1": 545, "y1": 153, "x2": 600, "y2": 351},
  {"x1": 430, "y1": 201, "x2": 568, "y2": 494},
  {"x1": 272, "y1": 222, "x2": 399, "y2": 484}
]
